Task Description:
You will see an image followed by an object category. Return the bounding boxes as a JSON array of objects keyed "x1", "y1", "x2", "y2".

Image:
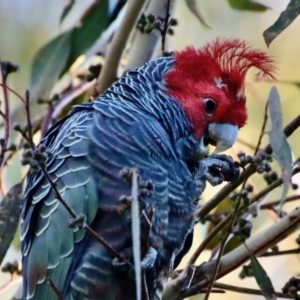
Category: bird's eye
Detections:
[{"x1": 204, "y1": 98, "x2": 217, "y2": 114}]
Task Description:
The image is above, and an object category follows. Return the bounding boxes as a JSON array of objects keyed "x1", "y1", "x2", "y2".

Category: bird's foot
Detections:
[
  {"x1": 112, "y1": 246, "x2": 157, "y2": 272},
  {"x1": 202, "y1": 154, "x2": 240, "y2": 186}
]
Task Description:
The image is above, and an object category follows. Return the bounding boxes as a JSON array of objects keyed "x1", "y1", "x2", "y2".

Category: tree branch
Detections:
[
  {"x1": 174, "y1": 205, "x2": 300, "y2": 299},
  {"x1": 94, "y1": 0, "x2": 146, "y2": 95},
  {"x1": 213, "y1": 282, "x2": 294, "y2": 299},
  {"x1": 123, "y1": 0, "x2": 177, "y2": 73}
]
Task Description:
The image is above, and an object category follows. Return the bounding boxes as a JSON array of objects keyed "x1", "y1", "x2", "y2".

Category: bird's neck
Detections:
[{"x1": 101, "y1": 57, "x2": 194, "y2": 143}]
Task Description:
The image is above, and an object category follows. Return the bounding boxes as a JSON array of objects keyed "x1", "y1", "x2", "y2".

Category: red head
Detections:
[{"x1": 165, "y1": 38, "x2": 276, "y2": 139}]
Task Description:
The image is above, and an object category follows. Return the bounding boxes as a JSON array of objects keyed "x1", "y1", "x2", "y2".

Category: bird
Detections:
[{"x1": 21, "y1": 38, "x2": 275, "y2": 300}]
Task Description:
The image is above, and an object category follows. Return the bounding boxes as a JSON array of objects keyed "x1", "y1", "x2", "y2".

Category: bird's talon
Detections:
[{"x1": 141, "y1": 247, "x2": 157, "y2": 270}]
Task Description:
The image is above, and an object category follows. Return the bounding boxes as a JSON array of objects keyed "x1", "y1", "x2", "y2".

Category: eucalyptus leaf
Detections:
[
  {"x1": 268, "y1": 87, "x2": 292, "y2": 210},
  {"x1": 185, "y1": 0, "x2": 211, "y2": 28},
  {"x1": 263, "y1": 0, "x2": 300, "y2": 47},
  {"x1": 30, "y1": 32, "x2": 72, "y2": 103},
  {"x1": 63, "y1": 0, "x2": 109, "y2": 73},
  {"x1": 227, "y1": 0, "x2": 269, "y2": 11},
  {"x1": 30, "y1": 0, "x2": 109, "y2": 103},
  {"x1": 0, "y1": 182, "x2": 23, "y2": 265},
  {"x1": 60, "y1": 0, "x2": 76, "y2": 24},
  {"x1": 250, "y1": 254, "x2": 277, "y2": 300}
]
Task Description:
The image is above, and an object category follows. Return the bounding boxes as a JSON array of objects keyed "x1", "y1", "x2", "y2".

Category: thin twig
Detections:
[
  {"x1": 95, "y1": 0, "x2": 146, "y2": 95},
  {"x1": 25, "y1": 90, "x2": 34, "y2": 149},
  {"x1": 260, "y1": 195, "x2": 300, "y2": 210},
  {"x1": 0, "y1": 83, "x2": 25, "y2": 103},
  {"x1": 143, "y1": 273, "x2": 150, "y2": 300},
  {"x1": 0, "y1": 62, "x2": 10, "y2": 168},
  {"x1": 260, "y1": 248, "x2": 300, "y2": 257},
  {"x1": 236, "y1": 138, "x2": 257, "y2": 151},
  {"x1": 213, "y1": 282, "x2": 294, "y2": 299},
  {"x1": 47, "y1": 278, "x2": 64, "y2": 300},
  {"x1": 254, "y1": 101, "x2": 268, "y2": 156},
  {"x1": 161, "y1": 0, "x2": 171, "y2": 52}
]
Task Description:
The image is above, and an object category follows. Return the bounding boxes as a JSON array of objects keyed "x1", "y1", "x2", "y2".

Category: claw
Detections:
[
  {"x1": 201, "y1": 154, "x2": 240, "y2": 186},
  {"x1": 140, "y1": 247, "x2": 157, "y2": 270},
  {"x1": 112, "y1": 246, "x2": 157, "y2": 273}
]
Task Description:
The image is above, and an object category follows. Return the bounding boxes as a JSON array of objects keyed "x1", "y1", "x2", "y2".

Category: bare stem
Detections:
[
  {"x1": 47, "y1": 278, "x2": 64, "y2": 300},
  {"x1": 161, "y1": 0, "x2": 171, "y2": 52},
  {"x1": 25, "y1": 90, "x2": 34, "y2": 149},
  {"x1": 213, "y1": 282, "x2": 294, "y2": 299},
  {"x1": 260, "y1": 248, "x2": 300, "y2": 257},
  {"x1": 0, "y1": 62, "x2": 11, "y2": 170},
  {"x1": 260, "y1": 195, "x2": 300, "y2": 209},
  {"x1": 0, "y1": 83, "x2": 25, "y2": 103},
  {"x1": 254, "y1": 101, "x2": 268, "y2": 155},
  {"x1": 95, "y1": 0, "x2": 146, "y2": 95}
]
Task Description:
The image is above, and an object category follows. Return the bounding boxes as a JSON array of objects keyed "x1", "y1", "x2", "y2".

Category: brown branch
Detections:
[
  {"x1": 95, "y1": 0, "x2": 146, "y2": 95},
  {"x1": 261, "y1": 195, "x2": 300, "y2": 210},
  {"x1": 260, "y1": 248, "x2": 300, "y2": 257},
  {"x1": 0, "y1": 62, "x2": 11, "y2": 170},
  {"x1": 161, "y1": 0, "x2": 171, "y2": 52},
  {"x1": 236, "y1": 138, "x2": 257, "y2": 151},
  {"x1": 0, "y1": 83, "x2": 25, "y2": 103},
  {"x1": 213, "y1": 282, "x2": 294, "y2": 299},
  {"x1": 47, "y1": 278, "x2": 64, "y2": 300},
  {"x1": 25, "y1": 90, "x2": 34, "y2": 149},
  {"x1": 254, "y1": 101, "x2": 268, "y2": 156}
]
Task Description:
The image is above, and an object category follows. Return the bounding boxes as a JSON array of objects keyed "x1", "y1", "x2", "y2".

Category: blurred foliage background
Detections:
[{"x1": 1, "y1": 0, "x2": 300, "y2": 299}]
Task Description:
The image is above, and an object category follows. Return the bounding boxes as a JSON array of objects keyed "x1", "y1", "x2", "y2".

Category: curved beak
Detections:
[{"x1": 208, "y1": 123, "x2": 238, "y2": 153}]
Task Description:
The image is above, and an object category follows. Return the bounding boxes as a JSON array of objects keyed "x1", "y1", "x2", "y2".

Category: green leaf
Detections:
[
  {"x1": 30, "y1": 31, "x2": 72, "y2": 102},
  {"x1": 60, "y1": 0, "x2": 76, "y2": 24},
  {"x1": 227, "y1": 0, "x2": 269, "y2": 11},
  {"x1": 30, "y1": 0, "x2": 109, "y2": 102},
  {"x1": 0, "y1": 183, "x2": 23, "y2": 265},
  {"x1": 268, "y1": 87, "x2": 292, "y2": 210},
  {"x1": 185, "y1": 0, "x2": 211, "y2": 28},
  {"x1": 250, "y1": 255, "x2": 277, "y2": 299},
  {"x1": 63, "y1": 0, "x2": 109, "y2": 74},
  {"x1": 131, "y1": 168, "x2": 141, "y2": 300},
  {"x1": 263, "y1": 0, "x2": 300, "y2": 47}
]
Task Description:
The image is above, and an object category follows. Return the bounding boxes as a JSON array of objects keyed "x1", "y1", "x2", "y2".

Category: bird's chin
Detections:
[{"x1": 190, "y1": 138, "x2": 210, "y2": 162}]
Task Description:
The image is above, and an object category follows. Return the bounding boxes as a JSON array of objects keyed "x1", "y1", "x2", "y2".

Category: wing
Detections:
[
  {"x1": 21, "y1": 104, "x2": 99, "y2": 300},
  {"x1": 22, "y1": 97, "x2": 197, "y2": 300}
]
